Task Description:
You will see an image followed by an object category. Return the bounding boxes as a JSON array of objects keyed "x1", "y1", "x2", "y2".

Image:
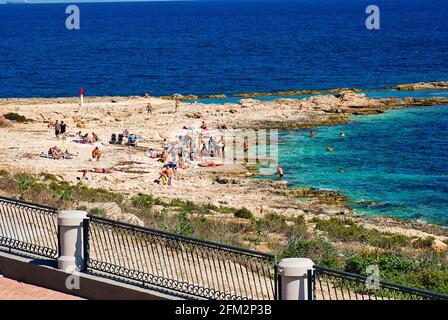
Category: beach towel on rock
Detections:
[{"x1": 39, "y1": 152, "x2": 76, "y2": 160}]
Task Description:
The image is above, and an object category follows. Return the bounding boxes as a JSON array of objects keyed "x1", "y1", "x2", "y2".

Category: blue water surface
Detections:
[
  {"x1": 267, "y1": 105, "x2": 448, "y2": 225},
  {"x1": 1, "y1": 0, "x2": 447, "y2": 225},
  {"x1": 0, "y1": 0, "x2": 447, "y2": 97}
]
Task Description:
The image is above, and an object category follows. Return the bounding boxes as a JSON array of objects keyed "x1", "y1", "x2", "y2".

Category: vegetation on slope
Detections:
[{"x1": 0, "y1": 170, "x2": 446, "y2": 294}]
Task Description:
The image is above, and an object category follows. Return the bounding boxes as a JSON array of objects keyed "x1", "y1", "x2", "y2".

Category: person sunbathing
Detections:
[
  {"x1": 92, "y1": 147, "x2": 101, "y2": 161},
  {"x1": 178, "y1": 157, "x2": 188, "y2": 169},
  {"x1": 49, "y1": 146, "x2": 64, "y2": 158},
  {"x1": 82, "y1": 133, "x2": 90, "y2": 143},
  {"x1": 148, "y1": 148, "x2": 161, "y2": 159},
  {"x1": 200, "y1": 121, "x2": 207, "y2": 130},
  {"x1": 78, "y1": 167, "x2": 112, "y2": 180},
  {"x1": 92, "y1": 132, "x2": 99, "y2": 142},
  {"x1": 198, "y1": 162, "x2": 223, "y2": 168}
]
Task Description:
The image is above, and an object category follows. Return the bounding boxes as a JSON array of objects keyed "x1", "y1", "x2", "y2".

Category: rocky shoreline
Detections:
[
  {"x1": 396, "y1": 81, "x2": 448, "y2": 91},
  {"x1": 0, "y1": 87, "x2": 447, "y2": 247},
  {"x1": 2, "y1": 81, "x2": 445, "y2": 105}
]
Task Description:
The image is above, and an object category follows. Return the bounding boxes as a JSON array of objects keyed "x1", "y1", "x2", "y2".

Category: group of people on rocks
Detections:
[
  {"x1": 75, "y1": 131, "x2": 100, "y2": 144},
  {"x1": 48, "y1": 146, "x2": 73, "y2": 159},
  {"x1": 144, "y1": 97, "x2": 180, "y2": 115},
  {"x1": 44, "y1": 94, "x2": 296, "y2": 185},
  {"x1": 53, "y1": 120, "x2": 67, "y2": 140}
]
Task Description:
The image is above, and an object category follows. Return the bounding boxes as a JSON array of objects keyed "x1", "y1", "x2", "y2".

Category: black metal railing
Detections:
[
  {"x1": 84, "y1": 215, "x2": 277, "y2": 300},
  {"x1": 0, "y1": 196, "x2": 59, "y2": 259},
  {"x1": 309, "y1": 265, "x2": 448, "y2": 300},
  {"x1": 3, "y1": 195, "x2": 446, "y2": 301}
]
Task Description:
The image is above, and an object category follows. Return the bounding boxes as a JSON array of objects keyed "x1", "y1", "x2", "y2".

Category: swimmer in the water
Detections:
[
  {"x1": 339, "y1": 132, "x2": 346, "y2": 137},
  {"x1": 339, "y1": 167, "x2": 345, "y2": 173},
  {"x1": 277, "y1": 166, "x2": 284, "y2": 178},
  {"x1": 308, "y1": 131, "x2": 315, "y2": 138},
  {"x1": 327, "y1": 146, "x2": 334, "y2": 152}
]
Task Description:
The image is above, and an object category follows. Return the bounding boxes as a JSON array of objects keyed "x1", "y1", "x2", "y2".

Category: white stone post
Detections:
[
  {"x1": 277, "y1": 258, "x2": 314, "y2": 300},
  {"x1": 57, "y1": 210, "x2": 88, "y2": 272}
]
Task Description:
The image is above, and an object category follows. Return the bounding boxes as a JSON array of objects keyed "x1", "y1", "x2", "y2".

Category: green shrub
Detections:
[
  {"x1": 132, "y1": 194, "x2": 157, "y2": 211},
  {"x1": 3, "y1": 112, "x2": 32, "y2": 123},
  {"x1": 345, "y1": 252, "x2": 417, "y2": 278},
  {"x1": 234, "y1": 207, "x2": 253, "y2": 219},
  {"x1": 252, "y1": 218, "x2": 265, "y2": 236},
  {"x1": 315, "y1": 217, "x2": 411, "y2": 249},
  {"x1": 407, "y1": 270, "x2": 448, "y2": 293},
  {"x1": 412, "y1": 237, "x2": 435, "y2": 249},
  {"x1": 168, "y1": 198, "x2": 210, "y2": 215},
  {"x1": 264, "y1": 212, "x2": 287, "y2": 228},
  {"x1": 282, "y1": 237, "x2": 342, "y2": 269},
  {"x1": 89, "y1": 208, "x2": 107, "y2": 217},
  {"x1": 75, "y1": 185, "x2": 123, "y2": 204},
  {"x1": 344, "y1": 254, "x2": 377, "y2": 275},
  {"x1": 58, "y1": 190, "x2": 73, "y2": 201},
  {"x1": 40, "y1": 172, "x2": 58, "y2": 181},
  {"x1": 17, "y1": 173, "x2": 37, "y2": 193},
  {"x1": 287, "y1": 215, "x2": 308, "y2": 237},
  {"x1": 175, "y1": 212, "x2": 194, "y2": 237},
  {"x1": 243, "y1": 235, "x2": 262, "y2": 245}
]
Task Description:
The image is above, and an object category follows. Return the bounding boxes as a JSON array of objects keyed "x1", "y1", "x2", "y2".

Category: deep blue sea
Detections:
[
  {"x1": 0, "y1": 0, "x2": 447, "y2": 224},
  {"x1": 0, "y1": 0, "x2": 447, "y2": 97}
]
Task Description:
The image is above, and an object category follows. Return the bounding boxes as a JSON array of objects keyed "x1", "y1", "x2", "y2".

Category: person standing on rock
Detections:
[
  {"x1": 174, "y1": 99, "x2": 180, "y2": 113},
  {"x1": 60, "y1": 120, "x2": 66, "y2": 134},
  {"x1": 219, "y1": 136, "x2": 225, "y2": 160},
  {"x1": 146, "y1": 102, "x2": 153, "y2": 115},
  {"x1": 54, "y1": 120, "x2": 61, "y2": 139}
]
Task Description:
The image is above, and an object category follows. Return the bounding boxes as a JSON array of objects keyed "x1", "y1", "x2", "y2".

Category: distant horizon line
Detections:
[{"x1": 1, "y1": 0, "x2": 200, "y2": 4}]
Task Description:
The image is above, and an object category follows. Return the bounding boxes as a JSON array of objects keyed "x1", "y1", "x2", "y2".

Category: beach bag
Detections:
[
  {"x1": 118, "y1": 134, "x2": 124, "y2": 144},
  {"x1": 110, "y1": 133, "x2": 117, "y2": 144}
]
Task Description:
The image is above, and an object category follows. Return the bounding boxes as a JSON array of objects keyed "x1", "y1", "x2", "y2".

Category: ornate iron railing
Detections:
[
  {"x1": 309, "y1": 265, "x2": 448, "y2": 300},
  {"x1": 84, "y1": 215, "x2": 277, "y2": 300},
  {"x1": 0, "y1": 196, "x2": 59, "y2": 259}
]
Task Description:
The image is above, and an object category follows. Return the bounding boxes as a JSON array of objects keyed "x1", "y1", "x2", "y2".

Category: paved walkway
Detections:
[{"x1": 0, "y1": 276, "x2": 83, "y2": 300}]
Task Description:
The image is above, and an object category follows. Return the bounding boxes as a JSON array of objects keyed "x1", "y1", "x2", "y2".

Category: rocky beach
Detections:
[
  {"x1": 1, "y1": 82, "x2": 448, "y2": 295},
  {"x1": 1, "y1": 87, "x2": 448, "y2": 246}
]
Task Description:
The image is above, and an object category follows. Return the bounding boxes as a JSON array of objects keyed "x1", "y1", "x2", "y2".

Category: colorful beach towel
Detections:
[{"x1": 39, "y1": 152, "x2": 77, "y2": 160}]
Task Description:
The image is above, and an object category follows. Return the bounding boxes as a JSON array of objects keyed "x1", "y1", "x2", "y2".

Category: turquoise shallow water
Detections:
[{"x1": 261, "y1": 105, "x2": 448, "y2": 225}]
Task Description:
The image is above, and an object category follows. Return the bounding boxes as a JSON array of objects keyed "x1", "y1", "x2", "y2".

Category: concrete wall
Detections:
[{"x1": 0, "y1": 250, "x2": 180, "y2": 300}]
